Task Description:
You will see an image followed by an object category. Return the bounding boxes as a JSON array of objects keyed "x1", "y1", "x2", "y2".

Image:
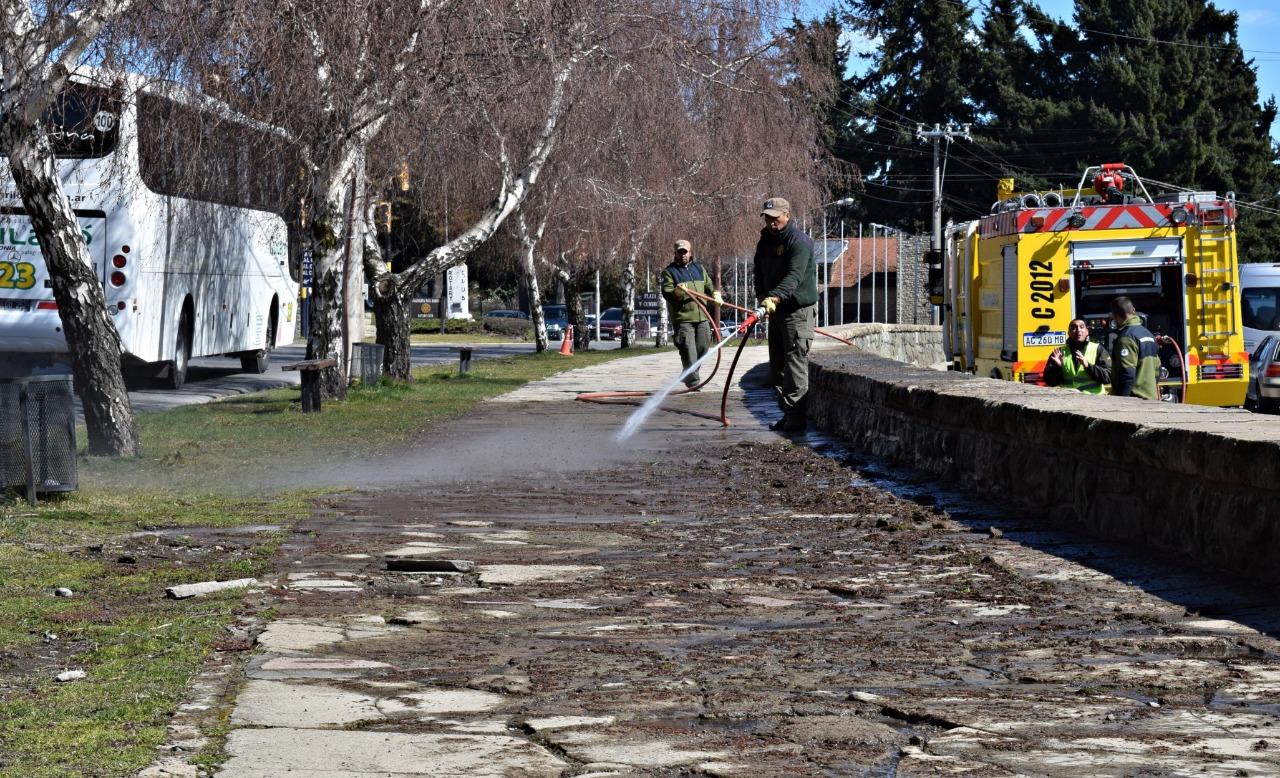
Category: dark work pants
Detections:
[
  {"x1": 767, "y1": 304, "x2": 815, "y2": 416},
  {"x1": 674, "y1": 320, "x2": 711, "y2": 387}
]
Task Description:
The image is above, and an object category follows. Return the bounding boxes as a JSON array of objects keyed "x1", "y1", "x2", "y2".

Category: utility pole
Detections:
[
  {"x1": 916, "y1": 122, "x2": 971, "y2": 254},
  {"x1": 917, "y1": 123, "x2": 971, "y2": 324}
]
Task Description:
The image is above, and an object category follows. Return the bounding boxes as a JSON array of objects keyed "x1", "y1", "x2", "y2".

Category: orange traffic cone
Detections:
[{"x1": 559, "y1": 325, "x2": 574, "y2": 356}]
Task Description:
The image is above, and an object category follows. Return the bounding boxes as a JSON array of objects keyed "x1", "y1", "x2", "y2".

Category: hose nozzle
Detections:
[{"x1": 740, "y1": 307, "x2": 765, "y2": 332}]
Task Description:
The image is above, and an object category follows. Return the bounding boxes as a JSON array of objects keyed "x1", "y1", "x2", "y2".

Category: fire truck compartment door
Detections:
[
  {"x1": 1070, "y1": 238, "x2": 1182, "y2": 269},
  {"x1": 1001, "y1": 244, "x2": 1018, "y2": 356}
]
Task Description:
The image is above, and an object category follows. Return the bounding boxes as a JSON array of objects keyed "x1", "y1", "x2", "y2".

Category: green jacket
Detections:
[
  {"x1": 1044, "y1": 340, "x2": 1111, "y2": 394},
  {"x1": 660, "y1": 260, "x2": 717, "y2": 324},
  {"x1": 753, "y1": 220, "x2": 817, "y2": 312},
  {"x1": 1110, "y1": 316, "x2": 1160, "y2": 400}
]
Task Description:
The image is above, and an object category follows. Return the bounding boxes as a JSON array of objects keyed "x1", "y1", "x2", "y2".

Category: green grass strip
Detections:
[{"x1": 0, "y1": 346, "x2": 645, "y2": 776}]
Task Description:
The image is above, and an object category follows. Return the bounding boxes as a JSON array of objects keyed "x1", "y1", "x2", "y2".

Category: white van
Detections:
[{"x1": 1241, "y1": 263, "x2": 1280, "y2": 353}]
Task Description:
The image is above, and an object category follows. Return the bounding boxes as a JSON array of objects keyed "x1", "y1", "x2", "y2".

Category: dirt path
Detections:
[{"x1": 152, "y1": 350, "x2": 1280, "y2": 777}]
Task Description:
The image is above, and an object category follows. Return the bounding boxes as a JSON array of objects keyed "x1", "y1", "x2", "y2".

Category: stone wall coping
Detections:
[
  {"x1": 820, "y1": 323, "x2": 942, "y2": 338},
  {"x1": 811, "y1": 349, "x2": 1280, "y2": 489}
]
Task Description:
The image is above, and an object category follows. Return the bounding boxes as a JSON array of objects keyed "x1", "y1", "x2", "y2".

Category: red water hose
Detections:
[
  {"x1": 576, "y1": 295, "x2": 730, "y2": 424},
  {"x1": 1158, "y1": 335, "x2": 1188, "y2": 403},
  {"x1": 683, "y1": 288, "x2": 858, "y2": 347},
  {"x1": 578, "y1": 286, "x2": 860, "y2": 428},
  {"x1": 718, "y1": 309, "x2": 762, "y2": 425}
]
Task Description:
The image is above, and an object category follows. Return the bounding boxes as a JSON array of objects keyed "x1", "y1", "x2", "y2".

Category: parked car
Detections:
[
  {"x1": 484, "y1": 309, "x2": 529, "y2": 320},
  {"x1": 1246, "y1": 334, "x2": 1280, "y2": 412},
  {"x1": 600, "y1": 309, "x2": 653, "y2": 340},
  {"x1": 542, "y1": 304, "x2": 568, "y2": 340},
  {"x1": 598, "y1": 307, "x2": 623, "y2": 340}
]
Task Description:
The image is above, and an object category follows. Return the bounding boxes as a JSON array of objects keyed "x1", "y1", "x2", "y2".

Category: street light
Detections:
[{"x1": 820, "y1": 197, "x2": 855, "y2": 327}]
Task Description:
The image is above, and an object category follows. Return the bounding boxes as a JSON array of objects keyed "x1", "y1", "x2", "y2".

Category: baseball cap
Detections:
[
  {"x1": 761, "y1": 197, "x2": 790, "y2": 217},
  {"x1": 674, "y1": 239, "x2": 692, "y2": 253}
]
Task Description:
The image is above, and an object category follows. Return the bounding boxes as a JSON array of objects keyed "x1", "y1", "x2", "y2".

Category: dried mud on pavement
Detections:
[{"x1": 171, "y1": 362, "x2": 1280, "y2": 778}]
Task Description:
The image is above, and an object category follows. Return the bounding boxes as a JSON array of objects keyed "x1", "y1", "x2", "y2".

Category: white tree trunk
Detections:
[
  {"x1": 305, "y1": 145, "x2": 362, "y2": 399},
  {"x1": 657, "y1": 290, "x2": 670, "y2": 348},
  {"x1": 344, "y1": 150, "x2": 369, "y2": 362},
  {"x1": 621, "y1": 252, "x2": 637, "y2": 349},
  {"x1": 516, "y1": 213, "x2": 548, "y2": 352},
  {"x1": 2, "y1": 119, "x2": 139, "y2": 456},
  {"x1": 523, "y1": 245, "x2": 548, "y2": 353}
]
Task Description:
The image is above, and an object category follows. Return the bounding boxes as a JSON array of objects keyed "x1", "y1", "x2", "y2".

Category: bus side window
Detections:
[
  {"x1": 138, "y1": 93, "x2": 182, "y2": 196},
  {"x1": 287, "y1": 226, "x2": 305, "y2": 285}
]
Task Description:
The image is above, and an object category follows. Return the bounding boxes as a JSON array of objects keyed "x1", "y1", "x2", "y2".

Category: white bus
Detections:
[{"x1": 0, "y1": 71, "x2": 299, "y2": 387}]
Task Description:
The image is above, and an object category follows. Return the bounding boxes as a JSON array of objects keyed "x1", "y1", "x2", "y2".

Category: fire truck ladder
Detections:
[{"x1": 1193, "y1": 217, "x2": 1237, "y2": 342}]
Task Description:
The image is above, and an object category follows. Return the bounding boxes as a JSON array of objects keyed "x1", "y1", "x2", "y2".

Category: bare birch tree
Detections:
[
  {"x1": 362, "y1": 4, "x2": 610, "y2": 378},
  {"x1": 0, "y1": 0, "x2": 141, "y2": 455},
  {"x1": 572, "y1": 1, "x2": 830, "y2": 349},
  {"x1": 152, "y1": 0, "x2": 448, "y2": 397}
]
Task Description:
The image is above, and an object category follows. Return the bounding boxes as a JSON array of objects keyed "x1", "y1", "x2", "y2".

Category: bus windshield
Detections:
[{"x1": 4, "y1": 84, "x2": 122, "y2": 159}]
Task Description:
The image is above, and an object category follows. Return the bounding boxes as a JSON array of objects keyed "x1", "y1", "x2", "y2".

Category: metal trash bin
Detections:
[
  {"x1": 349, "y1": 342, "x2": 385, "y2": 386},
  {"x1": 0, "y1": 376, "x2": 78, "y2": 504}
]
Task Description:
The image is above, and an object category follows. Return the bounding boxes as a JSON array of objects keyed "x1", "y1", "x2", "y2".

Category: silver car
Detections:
[{"x1": 1246, "y1": 334, "x2": 1280, "y2": 412}]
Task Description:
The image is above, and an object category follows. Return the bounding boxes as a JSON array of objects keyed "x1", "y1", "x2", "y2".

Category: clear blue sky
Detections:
[{"x1": 800, "y1": 0, "x2": 1280, "y2": 140}]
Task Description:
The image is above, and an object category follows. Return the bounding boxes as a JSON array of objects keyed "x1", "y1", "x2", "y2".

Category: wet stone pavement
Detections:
[{"x1": 167, "y1": 351, "x2": 1280, "y2": 777}]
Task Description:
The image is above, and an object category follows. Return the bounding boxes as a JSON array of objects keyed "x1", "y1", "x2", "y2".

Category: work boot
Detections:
[
  {"x1": 769, "y1": 413, "x2": 806, "y2": 432},
  {"x1": 783, "y1": 415, "x2": 807, "y2": 432}
]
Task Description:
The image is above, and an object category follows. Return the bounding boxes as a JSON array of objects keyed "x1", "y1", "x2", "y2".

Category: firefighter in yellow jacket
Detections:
[{"x1": 1044, "y1": 318, "x2": 1111, "y2": 394}]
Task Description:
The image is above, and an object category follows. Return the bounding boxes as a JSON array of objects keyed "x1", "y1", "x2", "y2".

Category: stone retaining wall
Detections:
[
  {"x1": 808, "y1": 328, "x2": 1280, "y2": 583},
  {"x1": 817, "y1": 323, "x2": 945, "y2": 368}
]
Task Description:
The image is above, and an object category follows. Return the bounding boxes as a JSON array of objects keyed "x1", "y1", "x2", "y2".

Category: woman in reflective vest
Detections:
[{"x1": 1044, "y1": 319, "x2": 1112, "y2": 394}]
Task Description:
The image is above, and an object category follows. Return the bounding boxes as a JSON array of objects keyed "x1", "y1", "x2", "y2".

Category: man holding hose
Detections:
[
  {"x1": 753, "y1": 197, "x2": 817, "y2": 432},
  {"x1": 661, "y1": 239, "x2": 722, "y2": 390}
]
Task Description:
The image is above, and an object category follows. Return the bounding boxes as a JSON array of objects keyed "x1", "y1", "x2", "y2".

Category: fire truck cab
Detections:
[{"x1": 941, "y1": 163, "x2": 1247, "y2": 406}]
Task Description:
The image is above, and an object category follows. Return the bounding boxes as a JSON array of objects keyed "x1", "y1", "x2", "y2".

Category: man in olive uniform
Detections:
[
  {"x1": 661, "y1": 239, "x2": 721, "y2": 389},
  {"x1": 1109, "y1": 296, "x2": 1159, "y2": 399},
  {"x1": 1044, "y1": 318, "x2": 1111, "y2": 393},
  {"x1": 753, "y1": 197, "x2": 817, "y2": 432}
]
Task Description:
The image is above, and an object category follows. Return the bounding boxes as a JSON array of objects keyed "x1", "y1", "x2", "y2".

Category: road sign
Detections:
[
  {"x1": 636, "y1": 292, "x2": 660, "y2": 315},
  {"x1": 446, "y1": 263, "x2": 470, "y2": 319}
]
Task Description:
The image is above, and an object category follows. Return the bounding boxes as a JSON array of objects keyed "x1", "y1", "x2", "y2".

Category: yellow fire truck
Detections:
[{"x1": 940, "y1": 163, "x2": 1246, "y2": 405}]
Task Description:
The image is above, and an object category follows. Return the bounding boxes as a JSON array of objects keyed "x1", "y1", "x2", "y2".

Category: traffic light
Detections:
[{"x1": 925, "y1": 248, "x2": 944, "y2": 304}]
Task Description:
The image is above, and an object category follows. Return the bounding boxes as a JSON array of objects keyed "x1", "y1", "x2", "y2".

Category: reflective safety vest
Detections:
[{"x1": 1060, "y1": 341, "x2": 1104, "y2": 394}]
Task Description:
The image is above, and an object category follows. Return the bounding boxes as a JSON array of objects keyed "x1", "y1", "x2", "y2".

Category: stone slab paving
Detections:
[
  {"x1": 219, "y1": 729, "x2": 567, "y2": 777},
  {"x1": 493, "y1": 344, "x2": 771, "y2": 403},
  {"x1": 166, "y1": 345, "x2": 1280, "y2": 776}
]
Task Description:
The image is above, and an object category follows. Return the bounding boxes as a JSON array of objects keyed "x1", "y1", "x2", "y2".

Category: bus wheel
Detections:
[
  {"x1": 167, "y1": 308, "x2": 192, "y2": 390},
  {"x1": 241, "y1": 317, "x2": 274, "y2": 374}
]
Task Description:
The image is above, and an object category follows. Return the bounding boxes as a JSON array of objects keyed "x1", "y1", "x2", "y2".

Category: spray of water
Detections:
[{"x1": 616, "y1": 321, "x2": 751, "y2": 442}]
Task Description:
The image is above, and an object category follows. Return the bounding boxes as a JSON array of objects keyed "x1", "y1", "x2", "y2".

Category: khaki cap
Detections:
[
  {"x1": 674, "y1": 239, "x2": 692, "y2": 253},
  {"x1": 761, "y1": 197, "x2": 790, "y2": 217}
]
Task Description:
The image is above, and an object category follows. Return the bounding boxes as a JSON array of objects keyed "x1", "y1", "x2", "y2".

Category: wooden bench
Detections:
[{"x1": 282, "y1": 358, "x2": 337, "y2": 412}]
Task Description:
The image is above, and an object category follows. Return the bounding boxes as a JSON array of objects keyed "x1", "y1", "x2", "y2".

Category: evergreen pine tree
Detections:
[
  {"x1": 831, "y1": 0, "x2": 1280, "y2": 255},
  {"x1": 840, "y1": 0, "x2": 978, "y2": 229},
  {"x1": 785, "y1": 13, "x2": 859, "y2": 195}
]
